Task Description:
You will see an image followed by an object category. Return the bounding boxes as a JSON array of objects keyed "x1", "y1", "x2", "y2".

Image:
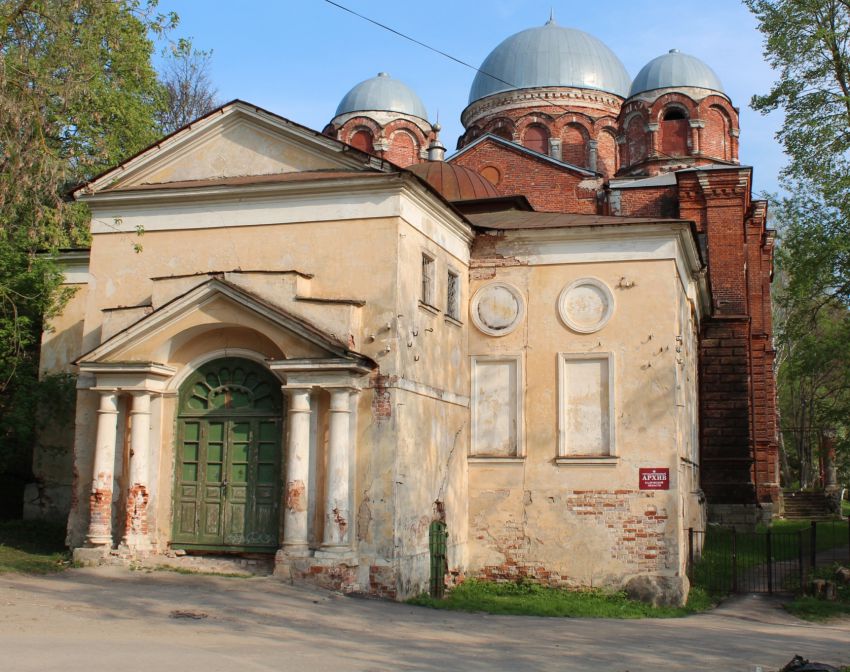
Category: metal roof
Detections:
[
  {"x1": 407, "y1": 161, "x2": 500, "y2": 202},
  {"x1": 629, "y1": 50, "x2": 724, "y2": 97},
  {"x1": 468, "y1": 19, "x2": 631, "y2": 104},
  {"x1": 466, "y1": 210, "x2": 686, "y2": 230},
  {"x1": 335, "y1": 72, "x2": 428, "y2": 120},
  {"x1": 609, "y1": 173, "x2": 677, "y2": 189}
]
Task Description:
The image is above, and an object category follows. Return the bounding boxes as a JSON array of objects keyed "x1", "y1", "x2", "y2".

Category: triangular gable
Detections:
[
  {"x1": 77, "y1": 278, "x2": 374, "y2": 367},
  {"x1": 449, "y1": 133, "x2": 599, "y2": 178},
  {"x1": 75, "y1": 100, "x2": 393, "y2": 196}
]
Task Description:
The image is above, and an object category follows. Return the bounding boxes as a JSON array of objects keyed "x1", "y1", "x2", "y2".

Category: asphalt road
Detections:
[{"x1": 1, "y1": 567, "x2": 848, "y2": 671}]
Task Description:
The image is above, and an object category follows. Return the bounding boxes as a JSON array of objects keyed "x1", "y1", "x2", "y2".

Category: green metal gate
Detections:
[{"x1": 429, "y1": 520, "x2": 448, "y2": 598}]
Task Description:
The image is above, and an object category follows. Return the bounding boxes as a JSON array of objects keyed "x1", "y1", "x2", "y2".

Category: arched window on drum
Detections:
[{"x1": 523, "y1": 124, "x2": 549, "y2": 155}]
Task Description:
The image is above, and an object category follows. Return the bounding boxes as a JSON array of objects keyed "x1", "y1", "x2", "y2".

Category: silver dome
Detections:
[
  {"x1": 468, "y1": 19, "x2": 631, "y2": 104},
  {"x1": 335, "y1": 72, "x2": 428, "y2": 120},
  {"x1": 629, "y1": 50, "x2": 724, "y2": 97}
]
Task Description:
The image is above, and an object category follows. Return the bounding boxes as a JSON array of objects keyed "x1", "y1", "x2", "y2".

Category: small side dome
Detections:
[
  {"x1": 408, "y1": 162, "x2": 500, "y2": 201},
  {"x1": 629, "y1": 49, "x2": 724, "y2": 97},
  {"x1": 335, "y1": 72, "x2": 428, "y2": 120},
  {"x1": 468, "y1": 19, "x2": 631, "y2": 104}
]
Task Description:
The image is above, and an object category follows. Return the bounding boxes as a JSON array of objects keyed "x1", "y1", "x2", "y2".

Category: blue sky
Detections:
[{"x1": 156, "y1": 0, "x2": 785, "y2": 194}]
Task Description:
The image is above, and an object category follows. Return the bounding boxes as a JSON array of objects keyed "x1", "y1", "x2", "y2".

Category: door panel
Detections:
[{"x1": 173, "y1": 417, "x2": 281, "y2": 549}]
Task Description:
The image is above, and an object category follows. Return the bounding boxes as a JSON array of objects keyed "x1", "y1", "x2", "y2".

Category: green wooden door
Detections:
[{"x1": 173, "y1": 359, "x2": 282, "y2": 551}]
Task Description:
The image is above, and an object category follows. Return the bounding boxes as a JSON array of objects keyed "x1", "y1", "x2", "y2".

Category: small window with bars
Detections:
[
  {"x1": 421, "y1": 253, "x2": 435, "y2": 306},
  {"x1": 446, "y1": 270, "x2": 460, "y2": 320}
]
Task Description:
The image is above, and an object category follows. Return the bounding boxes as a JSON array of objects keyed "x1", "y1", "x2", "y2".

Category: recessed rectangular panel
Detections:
[
  {"x1": 231, "y1": 423, "x2": 250, "y2": 442},
  {"x1": 183, "y1": 443, "x2": 198, "y2": 462},
  {"x1": 208, "y1": 422, "x2": 224, "y2": 442},
  {"x1": 258, "y1": 422, "x2": 276, "y2": 442},
  {"x1": 228, "y1": 504, "x2": 245, "y2": 533},
  {"x1": 207, "y1": 443, "x2": 223, "y2": 463},
  {"x1": 258, "y1": 443, "x2": 276, "y2": 462},
  {"x1": 257, "y1": 464, "x2": 275, "y2": 483},
  {"x1": 231, "y1": 443, "x2": 249, "y2": 462},
  {"x1": 179, "y1": 503, "x2": 196, "y2": 534},
  {"x1": 183, "y1": 423, "x2": 199, "y2": 442},
  {"x1": 231, "y1": 464, "x2": 247, "y2": 483},
  {"x1": 255, "y1": 484, "x2": 274, "y2": 500},
  {"x1": 472, "y1": 359, "x2": 518, "y2": 456},
  {"x1": 206, "y1": 464, "x2": 222, "y2": 482},
  {"x1": 182, "y1": 463, "x2": 198, "y2": 482},
  {"x1": 563, "y1": 357, "x2": 610, "y2": 455},
  {"x1": 204, "y1": 503, "x2": 221, "y2": 535}
]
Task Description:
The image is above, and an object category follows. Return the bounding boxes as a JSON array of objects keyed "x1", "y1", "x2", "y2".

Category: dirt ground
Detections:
[{"x1": 1, "y1": 566, "x2": 848, "y2": 671}]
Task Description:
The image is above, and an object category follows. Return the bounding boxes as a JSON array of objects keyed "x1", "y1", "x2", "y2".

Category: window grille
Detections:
[{"x1": 421, "y1": 254, "x2": 435, "y2": 306}]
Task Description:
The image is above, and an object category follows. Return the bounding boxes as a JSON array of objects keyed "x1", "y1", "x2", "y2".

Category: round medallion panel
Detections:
[
  {"x1": 471, "y1": 282, "x2": 525, "y2": 337},
  {"x1": 559, "y1": 278, "x2": 614, "y2": 334}
]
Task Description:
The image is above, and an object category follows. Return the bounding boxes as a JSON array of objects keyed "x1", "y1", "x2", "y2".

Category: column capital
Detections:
[
  {"x1": 286, "y1": 388, "x2": 312, "y2": 413},
  {"x1": 128, "y1": 390, "x2": 151, "y2": 415}
]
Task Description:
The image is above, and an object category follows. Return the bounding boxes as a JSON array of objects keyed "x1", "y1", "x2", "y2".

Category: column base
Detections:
[
  {"x1": 278, "y1": 543, "x2": 311, "y2": 558},
  {"x1": 84, "y1": 533, "x2": 113, "y2": 547},
  {"x1": 314, "y1": 546, "x2": 357, "y2": 563},
  {"x1": 120, "y1": 535, "x2": 152, "y2": 552},
  {"x1": 73, "y1": 546, "x2": 109, "y2": 566}
]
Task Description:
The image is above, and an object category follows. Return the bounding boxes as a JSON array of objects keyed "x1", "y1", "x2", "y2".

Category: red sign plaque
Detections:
[{"x1": 639, "y1": 468, "x2": 670, "y2": 490}]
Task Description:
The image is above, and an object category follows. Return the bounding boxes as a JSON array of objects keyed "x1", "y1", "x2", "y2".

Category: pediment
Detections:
[
  {"x1": 77, "y1": 278, "x2": 374, "y2": 369},
  {"x1": 77, "y1": 101, "x2": 390, "y2": 195},
  {"x1": 450, "y1": 134, "x2": 598, "y2": 178}
]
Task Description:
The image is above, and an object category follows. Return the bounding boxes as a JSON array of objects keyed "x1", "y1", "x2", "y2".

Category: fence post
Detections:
[
  {"x1": 688, "y1": 527, "x2": 694, "y2": 581},
  {"x1": 798, "y1": 530, "x2": 804, "y2": 595},
  {"x1": 731, "y1": 528, "x2": 738, "y2": 594},
  {"x1": 766, "y1": 528, "x2": 773, "y2": 595},
  {"x1": 810, "y1": 520, "x2": 817, "y2": 573}
]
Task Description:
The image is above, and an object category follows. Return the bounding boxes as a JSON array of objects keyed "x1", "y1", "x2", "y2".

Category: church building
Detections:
[{"x1": 31, "y1": 18, "x2": 778, "y2": 603}]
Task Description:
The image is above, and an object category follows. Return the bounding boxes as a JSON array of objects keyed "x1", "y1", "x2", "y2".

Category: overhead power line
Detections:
[
  {"x1": 323, "y1": 0, "x2": 689, "y2": 167},
  {"x1": 322, "y1": 0, "x2": 584, "y2": 120}
]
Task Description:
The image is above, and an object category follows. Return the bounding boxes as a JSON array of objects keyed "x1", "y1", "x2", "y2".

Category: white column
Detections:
[
  {"x1": 85, "y1": 390, "x2": 119, "y2": 547},
  {"x1": 322, "y1": 388, "x2": 353, "y2": 548},
  {"x1": 283, "y1": 388, "x2": 312, "y2": 553},
  {"x1": 123, "y1": 391, "x2": 151, "y2": 550}
]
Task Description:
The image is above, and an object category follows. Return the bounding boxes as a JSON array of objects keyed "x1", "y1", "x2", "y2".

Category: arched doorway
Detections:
[{"x1": 172, "y1": 357, "x2": 283, "y2": 551}]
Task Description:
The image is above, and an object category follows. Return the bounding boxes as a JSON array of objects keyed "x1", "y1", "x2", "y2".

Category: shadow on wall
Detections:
[{"x1": 0, "y1": 473, "x2": 26, "y2": 519}]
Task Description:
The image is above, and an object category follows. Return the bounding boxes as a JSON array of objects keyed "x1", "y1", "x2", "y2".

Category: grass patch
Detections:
[
  {"x1": 785, "y1": 564, "x2": 850, "y2": 622},
  {"x1": 408, "y1": 579, "x2": 713, "y2": 618},
  {"x1": 0, "y1": 519, "x2": 70, "y2": 574},
  {"x1": 786, "y1": 596, "x2": 850, "y2": 622}
]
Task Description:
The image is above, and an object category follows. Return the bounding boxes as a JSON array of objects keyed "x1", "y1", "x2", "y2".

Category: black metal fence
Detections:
[{"x1": 688, "y1": 519, "x2": 850, "y2": 595}]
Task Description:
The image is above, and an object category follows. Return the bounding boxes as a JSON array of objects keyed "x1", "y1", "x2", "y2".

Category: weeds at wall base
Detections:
[{"x1": 408, "y1": 579, "x2": 714, "y2": 618}]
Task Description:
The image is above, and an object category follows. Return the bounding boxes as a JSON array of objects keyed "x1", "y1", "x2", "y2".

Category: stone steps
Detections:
[{"x1": 783, "y1": 491, "x2": 837, "y2": 520}]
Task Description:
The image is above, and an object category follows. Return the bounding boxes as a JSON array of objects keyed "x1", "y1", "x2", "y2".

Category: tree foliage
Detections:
[
  {"x1": 156, "y1": 38, "x2": 220, "y2": 134},
  {"x1": 747, "y1": 0, "x2": 850, "y2": 304},
  {"x1": 747, "y1": 0, "x2": 850, "y2": 489},
  {"x1": 0, "y1": 0, "x2": 175, "y2": 476}
]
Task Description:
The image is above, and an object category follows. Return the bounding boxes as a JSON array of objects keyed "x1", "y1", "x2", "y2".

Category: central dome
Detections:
[{"x1": 468, "y1": 19, "x2": 631, "y2": 104}]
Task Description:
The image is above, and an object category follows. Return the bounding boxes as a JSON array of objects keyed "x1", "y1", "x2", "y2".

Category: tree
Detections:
[
  {"x1": 747, "y1": 0, "x2": 850, "y2": 304},
  {"x1": 156, "y1": 38, "x2": 220, "y2": 134},
  {"x1": 0, "y1": 0, "x2": 175, "y2": 506},
  {"x1": 747, "y1": 0, "x2": 850, "y2": 490}
]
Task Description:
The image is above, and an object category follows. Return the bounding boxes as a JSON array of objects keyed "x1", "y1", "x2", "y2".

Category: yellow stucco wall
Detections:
[{"x1": 466, "y1": 256, "x2": 699, "y2": 586}]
